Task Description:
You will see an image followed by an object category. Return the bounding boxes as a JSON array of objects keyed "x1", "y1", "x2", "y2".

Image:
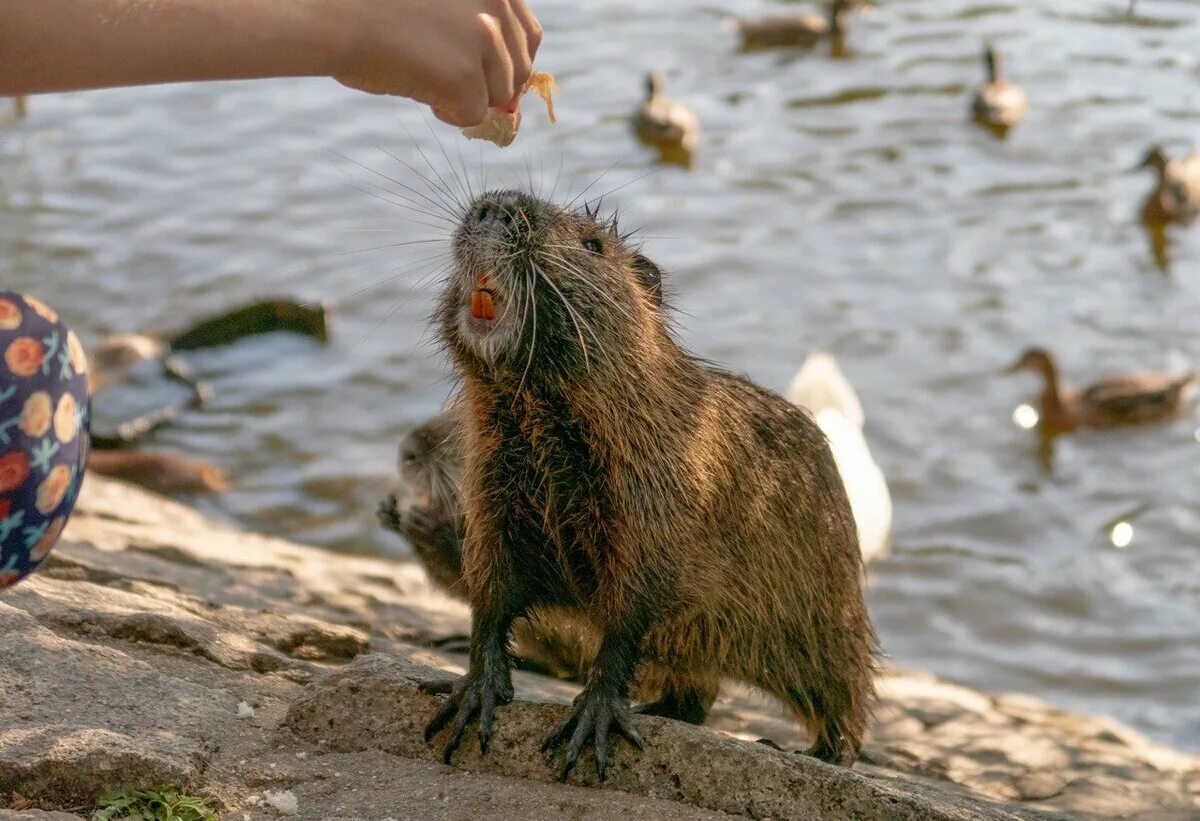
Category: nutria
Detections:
[{"x1": 422, "y1": 190, "x2": 877, "y2": 780}]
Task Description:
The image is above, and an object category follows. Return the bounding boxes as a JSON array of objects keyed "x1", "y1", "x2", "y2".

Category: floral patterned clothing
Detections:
[{"x1": 0, "y1": 292, "x2": 90, "y2": 589}]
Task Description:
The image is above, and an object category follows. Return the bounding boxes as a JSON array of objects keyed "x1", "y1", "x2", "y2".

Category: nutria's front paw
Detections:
[
  {"x1": 424, "y1": 666, "x2": 514, "y2": 763},
  {"x1": 376, "y1": 495, "x2": 402, "y2": 532},
  {"x1": 542, "y1": 687, "x2": 645, "y2": 782},
  {"x1": 400, "y1": 505, "x2": 442, "y2": 543}
]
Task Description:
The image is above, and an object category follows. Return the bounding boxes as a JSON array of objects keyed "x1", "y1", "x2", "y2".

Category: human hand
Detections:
[{"x1": 333, "y1": 0, "x2": 542, "y2": 127}]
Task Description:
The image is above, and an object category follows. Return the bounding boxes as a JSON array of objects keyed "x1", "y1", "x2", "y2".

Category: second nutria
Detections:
[
  {"x1": 423, "y1": 190, "x2": 877, "y2": 780},
  {"x1": 378, "y1": 409, "x2": 467, "y2": 597}
]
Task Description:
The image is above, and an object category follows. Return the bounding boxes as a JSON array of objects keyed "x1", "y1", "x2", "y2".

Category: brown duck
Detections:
[
  {"x1": 632, "y1": 71, "x2": 699, "y2": 167},
  {"x1": 735, "y1": 0, "x2": 871, "y2": 52},
  {"x1": 1005, "y1": 347, "x2": 1195, "y2": 435},
  {"x1": 1138, "y1": 145, "x2": 1200, "y2": 226},
  {"x1": 971, "y1": 43, "x2": 1027, "y2": 136}
]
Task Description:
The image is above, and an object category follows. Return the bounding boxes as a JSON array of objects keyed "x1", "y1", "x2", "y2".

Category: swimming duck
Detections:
[
  {"x1": 786, "y1": 352, "x2": 892, "y2": 567},
  {"x1": 1004, "y1": 347, "x2": 1196, "y2": 435},
  {"x1": 1137, "y1": 145, "x2": 1200, "y2": 226},
  {"x1": 735, "y1": 0, "x2": 872, "y2": 52},
  {"x1": 970, "y1": 43, "x2": 1027, "y2": 136},
  {"x1": 631, "y1": 72, "x2": 699, "y2": 166}
]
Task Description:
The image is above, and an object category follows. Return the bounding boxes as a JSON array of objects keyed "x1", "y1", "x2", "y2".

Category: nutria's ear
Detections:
[{"x1": 631, "y1": 254, "x2": 664, "y2": 307}]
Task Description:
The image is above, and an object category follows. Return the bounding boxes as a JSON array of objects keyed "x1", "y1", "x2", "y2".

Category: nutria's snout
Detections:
[{"x1": 450, "y1": 190, "x2": 547, "y2": 358}]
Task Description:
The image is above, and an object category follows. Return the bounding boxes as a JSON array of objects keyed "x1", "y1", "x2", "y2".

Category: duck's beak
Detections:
[{"x1": 1001, "y1": 360, "x2": 1023, "y2": 375}]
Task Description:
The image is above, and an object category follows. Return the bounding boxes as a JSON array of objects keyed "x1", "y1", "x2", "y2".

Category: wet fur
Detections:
[{"x1": 436, "y1": 190, "x2": 877, "y2": 764}]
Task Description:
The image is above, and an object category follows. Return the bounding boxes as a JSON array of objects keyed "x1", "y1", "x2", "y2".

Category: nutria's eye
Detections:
[
  {"x1": 402, "y1": 452, "x2": 417, "y2": 466},
  {"x1": 582, "y1": 237, "x2": 604, "y2": 254}
]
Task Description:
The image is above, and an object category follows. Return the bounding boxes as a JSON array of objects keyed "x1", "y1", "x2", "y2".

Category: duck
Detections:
[
  {"x1": 735, "y1": 0, "x2": 872, "y2": 53},
  {"x1": 1137, "y1": 145, "x2": 1200, "y2": 227},
  {"x1": 10, "y1": 96, "x2": 26, "y2": 120},
  {"x1": 631, "y1": 72, "x2": 699, "y2": 166},
  {"x1": 87, "y1": 450, "x2": 229, "y2": 495},
  {"x1": 786, "y1": 352, "x2": 892, "y2": 567},
  {"x1": 970, "y1": 43, "x2": 1027, "y2": 136},
  {"x1": 1004, "y1": 347, "x2": 1196, "y2": 435}
]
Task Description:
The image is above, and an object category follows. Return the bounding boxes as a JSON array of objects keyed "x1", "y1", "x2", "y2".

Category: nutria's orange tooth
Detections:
[{"x1": 471, "y1": 290, "x2": 496, "y2": 320}]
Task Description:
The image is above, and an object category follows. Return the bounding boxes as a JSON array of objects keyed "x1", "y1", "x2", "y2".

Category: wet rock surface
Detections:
[{"x1": 0, "y1": 476, "x2": 1194, "y2": 819}]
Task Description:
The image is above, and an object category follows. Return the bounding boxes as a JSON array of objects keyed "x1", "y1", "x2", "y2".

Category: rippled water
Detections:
[{"x1": 3, "y1": 0, "x2": 1200, "y2": 749}]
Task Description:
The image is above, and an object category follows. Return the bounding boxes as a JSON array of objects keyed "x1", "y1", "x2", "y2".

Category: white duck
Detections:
[{"x1": 786, "y1": 352, "x2": 892, "y2": 567}]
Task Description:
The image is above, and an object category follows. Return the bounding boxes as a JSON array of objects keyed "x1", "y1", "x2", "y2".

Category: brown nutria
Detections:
[
  {"x1": 422, "y1": 190, "x2": 877, "y2": 781},
  {"x1": 379, "y1": 408, "x2": 716, "y2": 721},
  {"x1": 378, "y1": 408, "x2": 468, "y2": 597}
]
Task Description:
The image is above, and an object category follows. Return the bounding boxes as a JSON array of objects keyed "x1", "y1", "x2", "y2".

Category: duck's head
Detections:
[
  {"x1": 983, "y1": 41, "x2": 1003, "y2": 81},
  {"x1": 644, "y1": 71, "x2": 665, "y2": 101},
  {"x1": 1004, "y1": 347, "x2": 1056, "y2": 377},
  {"x1": 1135, "y1": 145, "x2": 1170, "y2": 175},
  {"x1": 830, "y1": 0, "x2": 872, "y2": 30}
]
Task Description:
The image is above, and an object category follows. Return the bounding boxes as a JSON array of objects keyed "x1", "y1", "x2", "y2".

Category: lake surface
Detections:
[{"x1": 3, "y1": 0, "x2": 1199, "y2": 750}]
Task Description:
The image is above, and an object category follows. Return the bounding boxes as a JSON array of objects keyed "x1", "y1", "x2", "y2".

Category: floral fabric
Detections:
[{"x1": 0, "y1": 292, "x2": 90, "y2": 590}]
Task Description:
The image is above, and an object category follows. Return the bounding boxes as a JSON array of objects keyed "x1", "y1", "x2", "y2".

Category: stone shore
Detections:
[{"x1": 0, "y1": 477, "x2": 1196, "y2": 819}]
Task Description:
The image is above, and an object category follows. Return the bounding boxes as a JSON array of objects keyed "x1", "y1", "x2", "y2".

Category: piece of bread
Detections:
[{"x1": 462, "y1": 71, "x2": 558, "y2": 147}]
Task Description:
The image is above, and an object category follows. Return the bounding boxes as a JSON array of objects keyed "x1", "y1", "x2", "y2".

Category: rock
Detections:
[
  {"x1": 0, "y1": 475, "x2": 1193, "y2": 819},
  {"x1": 286, "y1": 654, "x2": 1056, "y2": 820},
  {"x1": 0, "y1": 602, "x2": 225, "y2": 807}
]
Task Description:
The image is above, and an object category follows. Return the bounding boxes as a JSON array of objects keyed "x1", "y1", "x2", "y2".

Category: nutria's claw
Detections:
[
  {"x1": 417, "y1": 677, "x2": 455, "y2": 696},
  {"x1": 376, "y1": 495, "x2": 401, "y2": 531},
  {"x1": 424, "y1": 668, "x2": 514, "y2": 763},
  {"x1": 543, "y1": 688, "x2": 644, "y2": 782}
]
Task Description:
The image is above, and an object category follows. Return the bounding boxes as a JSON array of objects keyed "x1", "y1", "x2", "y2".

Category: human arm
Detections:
[{"x1": 0, "y1": 0, "x2": 541, "y2": 126}]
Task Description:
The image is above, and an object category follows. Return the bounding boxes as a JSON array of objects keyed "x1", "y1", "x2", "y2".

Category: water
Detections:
[{"x1": 3, "y1": 0, "x2": 1199, "y2": 750}]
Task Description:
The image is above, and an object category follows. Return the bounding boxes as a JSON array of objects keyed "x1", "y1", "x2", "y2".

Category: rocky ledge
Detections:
[{"x1": 0, "y1": 477, "x2": 1196, "y2": 819}]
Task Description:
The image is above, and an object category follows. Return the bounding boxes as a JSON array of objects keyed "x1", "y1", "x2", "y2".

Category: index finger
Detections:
[{"x1": 509, "y1": 0, "x2": 543, "y2": 62}]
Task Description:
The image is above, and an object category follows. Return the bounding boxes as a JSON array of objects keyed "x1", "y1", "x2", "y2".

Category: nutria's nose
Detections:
[{"x1": 470, "y1": 192, "x2": 525, "y2": 228}]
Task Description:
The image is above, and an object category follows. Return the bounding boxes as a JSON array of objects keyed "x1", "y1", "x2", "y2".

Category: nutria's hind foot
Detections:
[
  {"x1": 635, "y1": 688, "x2": 711, "y2": 726},
  {"x1": 543, "y1": 685, "x2": 645, "y2": 782},
  {"x1": 802, "y1": 737, "x2": 859, "y2": 768},
  {"x1": 424, "y1": 663, "x2": 514, "y2": 762}
]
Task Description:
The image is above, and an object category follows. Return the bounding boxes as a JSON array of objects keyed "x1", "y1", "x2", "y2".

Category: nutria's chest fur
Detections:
[{"x1": 464, "y1": 382, "x2": 637, "y2": 608}]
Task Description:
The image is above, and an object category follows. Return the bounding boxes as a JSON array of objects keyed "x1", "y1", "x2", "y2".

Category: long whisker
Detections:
[
  {"x1": 533, "y1": 261, "x2": 594, "y2": 371},
  {"x1": 565, "y1": 160, "x2": 624, "y2": 210},
  {"x1": 333, "y1": 147, "x2": 460, "y2": 223},
  {"x1": 400, "y1": 124, "x2": 468, "y2": 216},
  {"x1": 540, "y1": 250, "x2": 627, "y2": 317},
  {"x1": 337, "y1": 239, "x2": 446, "y2": 257},
  {"x1": 425, "y1": 120, "x2": 472, "y2": 205},
  {"x1": 338, "y1": 181, "x2": 450, "y2": 233},
  {"x1": 583, "y1": 167, "x2": 663, "y2": 212},
  {"x1": 515, "y1": 270, "x2": 538, "y2": 403},
  {"x1": 344, "y1": 250, "x2": 454, "y2": 300}
]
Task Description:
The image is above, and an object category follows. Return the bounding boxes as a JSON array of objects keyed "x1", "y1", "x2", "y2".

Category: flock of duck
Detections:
[
  {"x1": 5, "y1": 3, "x2": 1198, "y2": 563},
  {"x1": 630, "y1": 1, "x2": 1199, "y2": 475}
]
